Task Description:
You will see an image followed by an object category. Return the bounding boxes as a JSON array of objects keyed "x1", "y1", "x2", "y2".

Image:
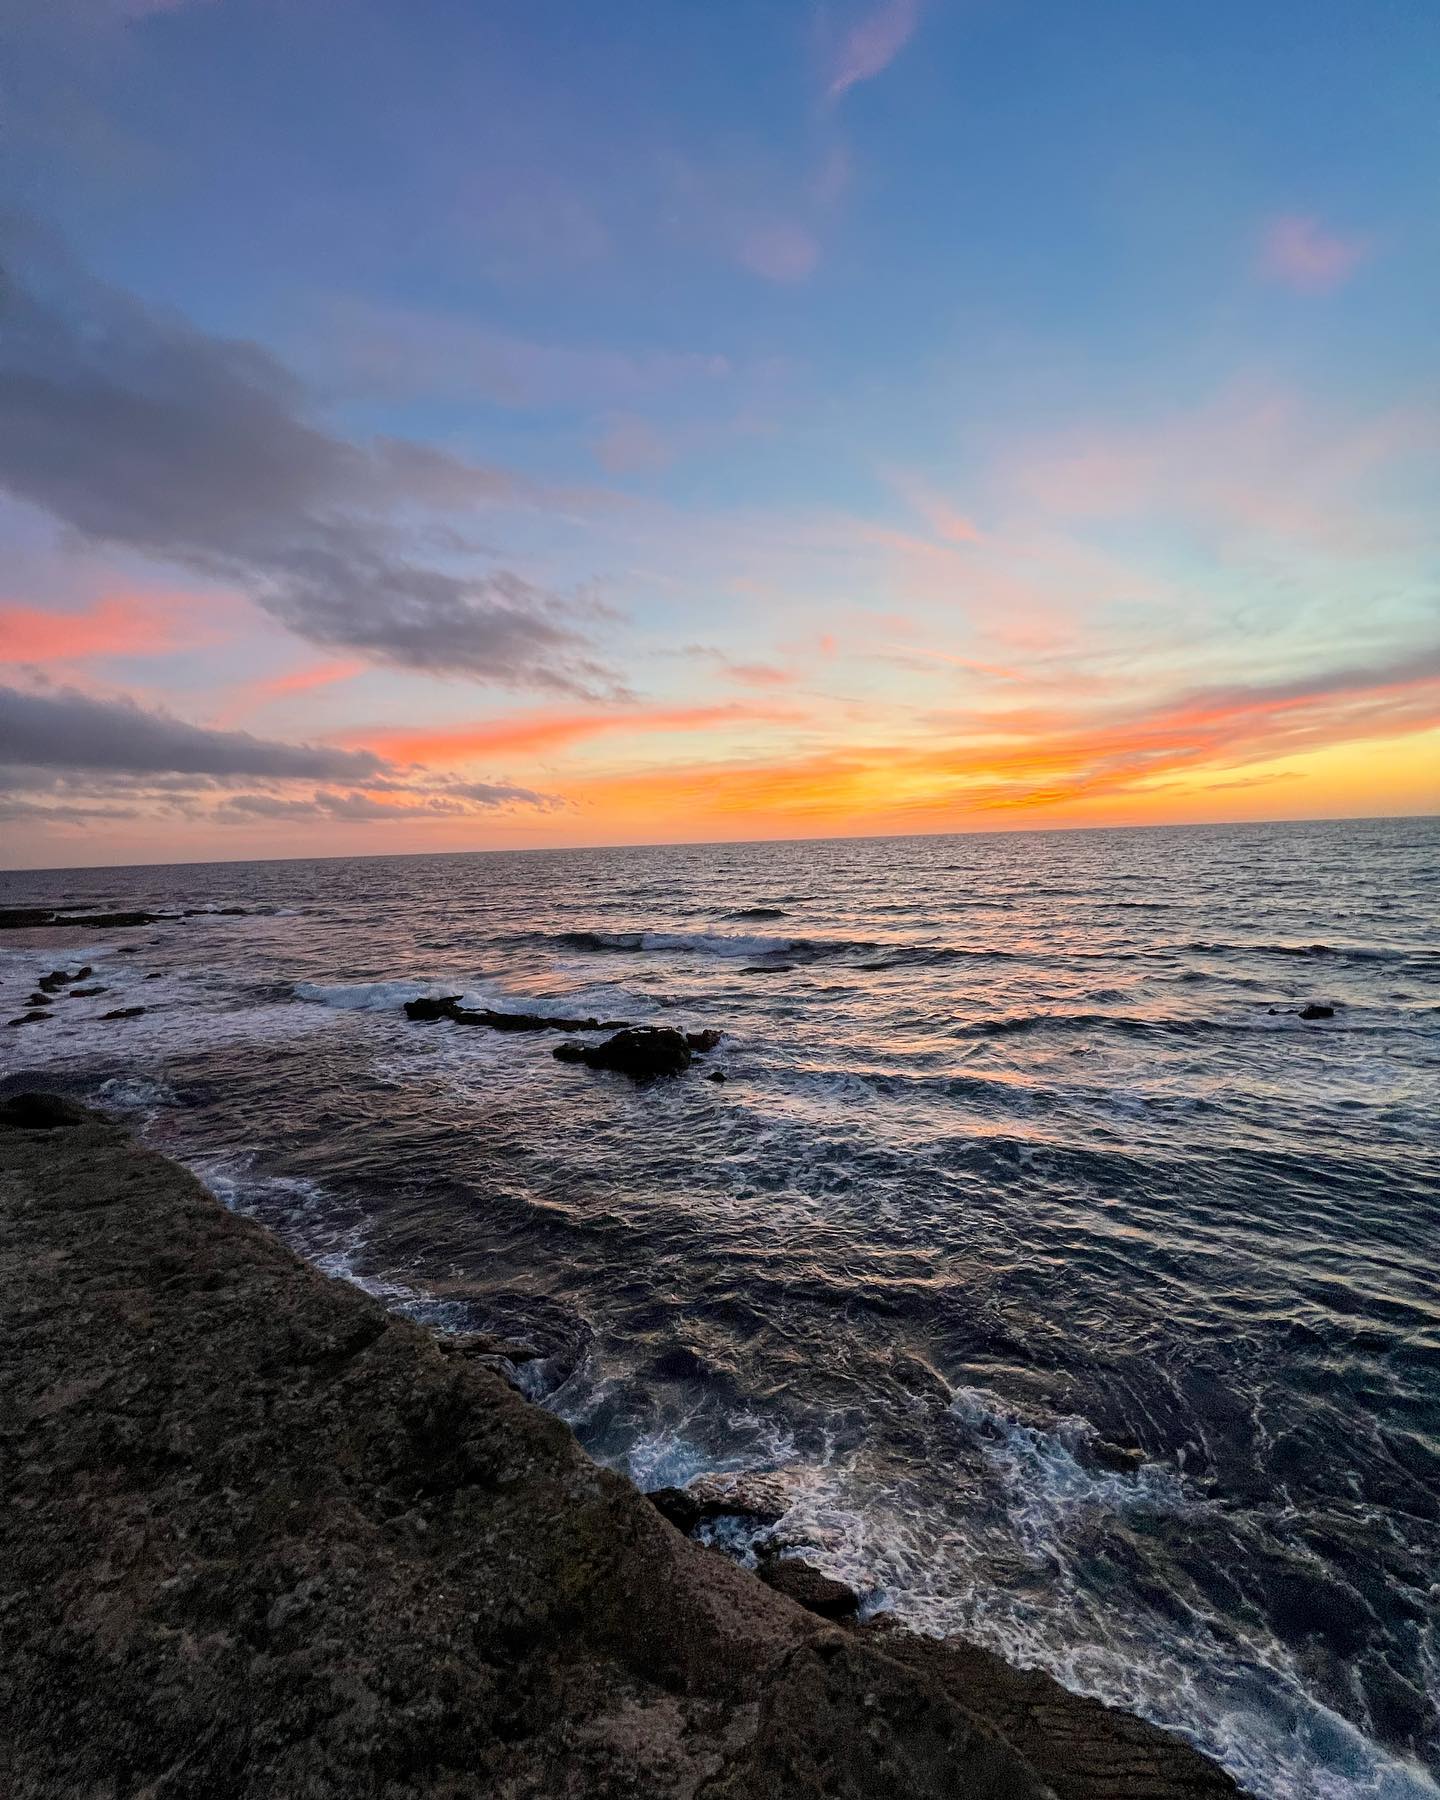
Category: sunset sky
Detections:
[{"x1": 2, "y1": 0, "x2": 1437, "y2": 867}]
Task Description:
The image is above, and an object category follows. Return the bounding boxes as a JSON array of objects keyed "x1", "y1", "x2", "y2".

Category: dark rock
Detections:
[
  {"x1": 144, "y1": 971, "x2": 164, "y2": 980},
  {"x1": 100, "y1": 1007, "x2": 146, "y2": 1021},
  {"x1": 403, "y1": 994, "x2": 465, "y2": 1022},
  {"x1": 741, "y1": 963, "x2": 796, "y2": 974},
  {"x1": 1299, "y1": 1003, "x2": 1335, "y2": 1021},
  {"x1": 62, "y1": 910, "x2": 173, "y2": 929},
  {"x1": 648, "y1": 1471, "x2": 795, "y2": 1534},
  {"x1": 116, "y1": 946, "x2": 139, "y2": 954},
  {"x1": 1091, "y1": 1438, "x2": 1146, "y2": 1475},
  {"x1": 468, "y1": 1008, "x2": 603, "y2": 1034},
  {"x1": 66, "y1": 986, "x2": 108, "y2": 999},
  {"x1": 728, "y1": 907, "x2": 786, "y2": 920},
  {"x1": 0, "y1": 907, "x2": 57, "y2": 931},
  {"x1": 6, "y1": 1011, "x2": 52, "y2": 1027},
  {"x1": 404, "y1": 995, "x2": 625, "y2": 1034},
  {"x1": 552, "y1": 1040, "x2": 587, "y2": 1064},
  {"x1": 758, "y1": 1557, "x2": 860, "y2": 1621},
  {"x1": 707, "y1": 1070, "x2": 728, "y2": 1083},
  {"x1": 74, "y1": 967, "x2": 93, "y2": 980},
  {"x1": 37, "y1": 972, "x2": 68, "y2": 993},
  {"x1": 560, "y1": 1026, "x2": 693, "y2": 1080},
  {"x1": 685, "y1": 1029, "x2": 722, "y2": 1053},
  {"x1": 24, "y1": 993, "x2": 48, "y2": 1007},
  {"x1": 0, "y1": 1093, "x2": 90, "y2": 1130},
  {"x1": 648, "y1": 1486, "x2": 708, "y2": 1533}
]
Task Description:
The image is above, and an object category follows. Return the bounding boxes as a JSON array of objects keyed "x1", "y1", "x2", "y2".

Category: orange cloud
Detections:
[
  {"x1": 1259, "y1": 215, "x2": 1372, "y2": 293},
  {"x1": 348, "y1": 700, "x2": 802, "y2": 768},
  {"x1": 561, "y1": 653, "x2": 1440, "y2": 833},
  {"x1": 0, "y1": 592, "x2": 199, "y2": 664}
]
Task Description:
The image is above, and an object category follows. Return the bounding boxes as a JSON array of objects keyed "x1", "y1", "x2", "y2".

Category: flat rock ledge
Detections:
[{"x1": 0, "y1": 1097, "x2": 1240, "y2": 1800}]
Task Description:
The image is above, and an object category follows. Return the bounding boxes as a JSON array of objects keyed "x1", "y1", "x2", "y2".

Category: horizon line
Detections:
[{"x1": 2, "y1": 809, "x2": 1435, "y2": 879}]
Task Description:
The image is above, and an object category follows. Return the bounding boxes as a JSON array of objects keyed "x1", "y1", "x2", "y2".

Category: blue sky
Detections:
[{"x1": 1, "y1": 0, "x2": 1437, "y2": 863}]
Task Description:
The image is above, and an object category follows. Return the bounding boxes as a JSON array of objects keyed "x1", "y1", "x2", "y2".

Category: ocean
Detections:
[{"x1": 2, "y1": 817, "x2": 1437, "y2": 1798}]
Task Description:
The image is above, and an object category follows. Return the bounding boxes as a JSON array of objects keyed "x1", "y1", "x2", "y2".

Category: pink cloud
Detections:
[
  {"x1": 738, "y1": 223, "x2": 822, "y2": 284},
  {"x1": 825, "y1": 0, "x2": 923, "y2": 100},
  {"x1": 1259, "y1": 215, "x2": 1372, "y2": 293},
  {"x1": 0, "y1": 592, "x2": 204, "y2": 664}
]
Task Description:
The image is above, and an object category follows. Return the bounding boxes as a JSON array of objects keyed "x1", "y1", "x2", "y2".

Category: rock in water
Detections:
[
  {"x1": 6, "y1": 1010, "x2": 51, "y2": 1027},
  {"x1": 100, "y1": 1006, "x2": 146, "y2": 1021},
  {"x1": 758, "y1": 1558, "x2": 860, "y2": 1621},
  {"x1": 1299, "y1": 1003, "x2": 1335, "y2": 1021},
  {"x1": 560, "y1": 1025, "x2": 694, "y2": 1080},
  {"x1": 686, "y1": 1028, "x2": 723, "y2": 1052},
  {"x1": 404, "y1": 994, "x2": 465, "y2": 1021}
]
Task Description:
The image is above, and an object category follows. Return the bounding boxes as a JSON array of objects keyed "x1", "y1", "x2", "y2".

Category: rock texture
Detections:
[{"x1": 0, "y1": 1099, "x2": 1241, "y2": 1800}]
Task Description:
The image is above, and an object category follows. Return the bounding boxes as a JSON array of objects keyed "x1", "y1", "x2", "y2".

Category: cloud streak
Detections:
[
  {"x1": 349, "y1": 700, "x2": 801, "y2": 767},
  {"x1": 824, "y1": 0, "x2": 922, "y2": 100}
]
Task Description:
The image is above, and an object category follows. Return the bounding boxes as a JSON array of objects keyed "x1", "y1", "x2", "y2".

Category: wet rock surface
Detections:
[{"x1": 0, "y1": 1102, "x2": 1240, "y2": 1800}]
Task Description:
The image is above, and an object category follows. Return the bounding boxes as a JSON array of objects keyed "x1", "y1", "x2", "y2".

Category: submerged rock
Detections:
[
  {"x1": 6, "y1": 1010, "x2": 51, "y2": 1027},
  {"x1": 554, "y1": 1025, "x2": 694, "y2": 1080},
  {"x1": 1298, "y1": 1003, "x2": 1336, "y2": 1021},
  {"x1": 66, "y1": 986, "x2": 108, "y2": 999},
  {"x1": 758, "y1": 1557, "x2": 860, "y2": 1621},
  {"x1": 100, "y1": 1006, "x2": 146, "y2": 1021},
  {"x1": 707, "y1": 1069, "x2": 728, "y2": 1083}
]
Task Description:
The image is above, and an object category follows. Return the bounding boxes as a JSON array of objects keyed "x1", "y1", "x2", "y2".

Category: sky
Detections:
[{"x1": 1, "y1": 0, "x2": 1437, "y2": 869}]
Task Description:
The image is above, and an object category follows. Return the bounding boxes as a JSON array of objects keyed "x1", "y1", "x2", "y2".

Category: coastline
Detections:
[{"x1": 0, "y1": 1095, "x2": 1239, "y2": 1798}]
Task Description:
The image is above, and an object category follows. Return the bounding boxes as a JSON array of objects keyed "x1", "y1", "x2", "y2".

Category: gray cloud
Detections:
[
  {"x1": 0, "y1": 220, "x2": 616, "y2": 693},
  {"x1": 217, "y1": 781, "x2": 556, "y2": 822},
  {"x1": 0, "y1": 682, "x2": 388, "y2": 781}
]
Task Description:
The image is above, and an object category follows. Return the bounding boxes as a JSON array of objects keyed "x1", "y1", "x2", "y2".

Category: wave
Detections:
[
  {"x1": 1185, "y1": 939, "x2": 1437, "y2": 969},
  {"x1": 551, "y1": 928, "x2": 877, "y2": 961}
]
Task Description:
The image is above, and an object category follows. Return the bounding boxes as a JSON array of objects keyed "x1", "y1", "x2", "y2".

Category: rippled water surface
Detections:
[{"x1": 3, "y1": 819, "x2": 1438, "y2": 1798}]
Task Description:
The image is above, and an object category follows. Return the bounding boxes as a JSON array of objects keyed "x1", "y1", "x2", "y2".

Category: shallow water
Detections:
[{"x1": 3, "y1": 818, "x2": 1438, "y2": 1798}]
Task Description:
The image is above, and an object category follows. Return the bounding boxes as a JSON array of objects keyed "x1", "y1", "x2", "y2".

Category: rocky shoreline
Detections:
[{"x1": 0, "y1": 1096, "x2": 1240, "y2": 1798}]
